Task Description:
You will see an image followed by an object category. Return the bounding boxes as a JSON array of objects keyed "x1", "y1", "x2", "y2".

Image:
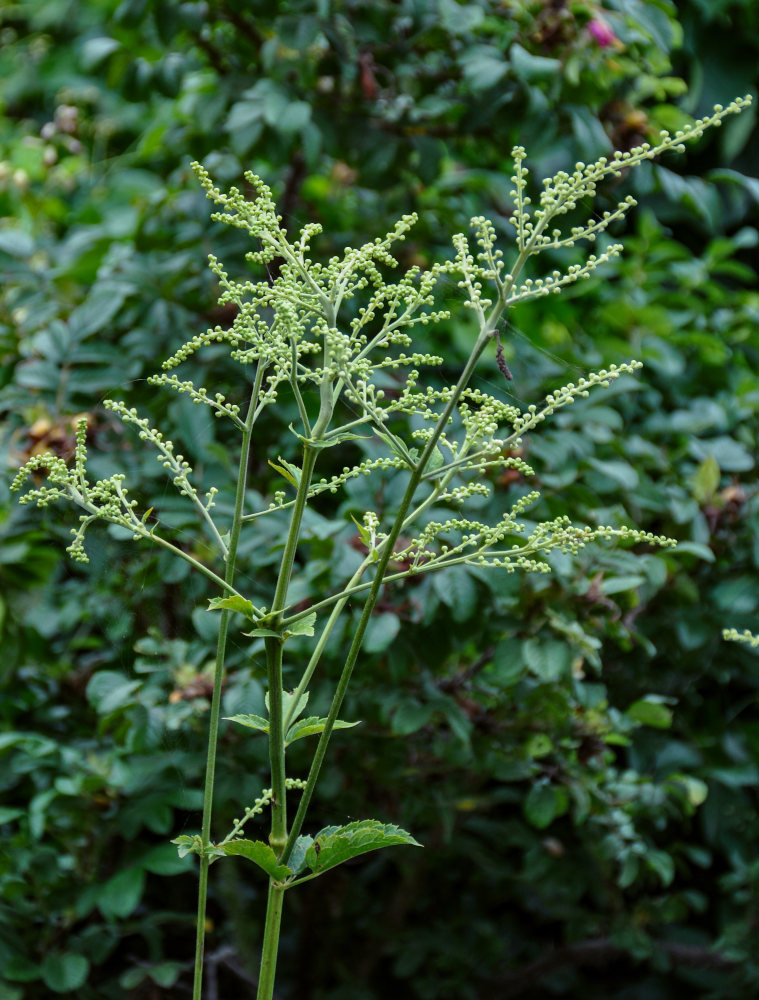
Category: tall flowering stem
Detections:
[{"x1": 10, "y1": 95, "x2": 751, "y2": 1000}]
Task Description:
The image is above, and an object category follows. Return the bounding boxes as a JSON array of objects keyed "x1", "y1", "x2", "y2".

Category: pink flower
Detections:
[{"x1": 588, "y1": 18, "x2": 617, "y2": 47}]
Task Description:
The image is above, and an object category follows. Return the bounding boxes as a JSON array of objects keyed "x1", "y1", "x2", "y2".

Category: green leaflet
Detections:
[
  {"x1": 218, "y1": 840, "x2": 293, "y2": 881},
  {"x1": 224, "y1": 713, "x2": 269, "y2": 734},
  {"x1": 226, "y1": 693, "x2": 334, "y2": 742},
  {"x1": 319, "y1": 429, "x2": 371, "y2": 447},
  {"x1": 350, "y1": 513, "x2": 372, "y2": 547},
  {"x1": 407, "y1": 444, "x2": 444, "y2": 474},
  {"x1": 207, "y1": 595, "x2": 256, "y2": 619},
  {"x1": 245, "y1": 612, "x2": 316, "y2": 640},
  {"x1": 285, "y1": 716, "x2": 360, "y2": 747},
  {"x1": 305, "y1": 819, "x2": 421, "y2": 875},
  {"x1": 171, "y1": 834, "x2": 201, "y2": 859},
  {"x1": 290, "y1": 422, "x2": 370, "y2": 448},
  {"x1": 287, "y1": 612, "x2": 316, "y2": 637},
  {"x1": 373, "y1": 427, "x2": 414, "y2": 466},
  {"x1": 267, "y1": 688, "x2": 309, "y2": 725},
  {"x1": 424, "y1": 445, "x2": 445, "y2": 474},
  {"x1": 170, "y1": 834, "x2": 222, "y2": 860},
  {"x1": 350, "y1": 515, "x2": 379, "y2": 562},
  {"x1": 268, "y1": 457, "x2": 301, "y2": 488},
  {"x1": 287, "y1": 835, "x2": 314, "y2": 875}
]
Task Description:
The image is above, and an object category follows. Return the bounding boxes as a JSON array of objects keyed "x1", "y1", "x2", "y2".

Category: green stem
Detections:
[
  {"x1": 192, "y1": 387, "x2": 259, "y2": 1000},
  {"x1": 290, "y1": 337, "x2": 311, "y2": 435},
  {"x1": 279, "y1": 221, "x2": 556, "y2": 864},
  {"x1": 89, "y1": 483, "x2": 255, "y2": 611},
  {"x1": 255, "y1": 385, "x2": 334, "y2": 1000},
  {"x1": 280, "y1": 457, "x2": 474, "y2": 628},
  {"x1": 281, "y1": 324, "x2": 494, "y2": 864},
  {"x1": 140, "y1": 529, "x2": 257, "y2": 610},
  {"x1": 283, "y1": 558, "x2": 370, "y2": 732},
  {"x1": 256, "y1": 884, "x2": 286, "y2": 1000},
  {"x1": 264, "y1": 427, "x2": 331, "y2": 848},
  {"x1": 264, "y1": 635, "x2": 288, "y2": 854}
]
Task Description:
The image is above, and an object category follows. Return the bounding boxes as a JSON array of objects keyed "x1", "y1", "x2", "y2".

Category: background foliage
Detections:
[{"x1": 1, "y1": 1, "x2": 758, "y2": 997}]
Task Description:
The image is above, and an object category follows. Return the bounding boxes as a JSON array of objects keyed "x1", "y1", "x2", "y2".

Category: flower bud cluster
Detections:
[
  {"x1": 11, "y1": 425, "x2": 144, "y2": 564},
  {"x1": 507, "y1": 245, "x2": 624, "y2": 304},
  {"x1": 512, "y1": 363, "x2": 642, "y2": 438},
  {"x1": 389, "y1": 483, "x2": 675, "y2": 582},
  {"x1": 723, "y1": 628, "x2": 759, "y2": 648},
  {"x1": 506, "y1": 97, "x2": 751, "y2": 275},
  {"x1": 12, "y1": 101, "x2": 751, "y2": 593},
  {"x1": 309, "y1": 455, "x2": 408, "y2": 496},
  {"x1": 148, "y1": 373, "x2": 244, "y2": 428},
  {"x1": 104, "y1": 400, "x2": 197, "y2": 499}
]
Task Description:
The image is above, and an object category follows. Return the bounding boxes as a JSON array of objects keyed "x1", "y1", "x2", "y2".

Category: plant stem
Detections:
[
  {"x1": 281, "y1": 324, "x2": 494, "y2": 863},
  {"x1": 264, "y1": 634, "x2": 288, "y2": 854},
  {"x1": 256, "y1": 884, "x2": 286, "y2": 1000},
  {"x1": 255, "y1": 392, "x2": 334, "y2": 1000},
  {"x1": 283, "y1": 558, "x2": 370, "y2": 730},
  {"x1": 192, "y1": 388, "x2": 259, "y2": 1000},
  {"x1": 280, "y1": 220, "x2": 550, "y2": 865}
]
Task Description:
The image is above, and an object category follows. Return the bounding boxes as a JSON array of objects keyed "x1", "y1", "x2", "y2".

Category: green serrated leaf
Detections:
[
  {"x1": 224, "y1": 713, "x2": 269, "y2": 734},
  {"x1": 171, "y1": 834, "x2": 202, "y2": 858},
  {"x1": 320, "y1": 429, "x2": 371, "y2": 447},
  {"x1": 287, "y1": 834, "x2": 314, "y2": 875},
  {"x1": 267, "y1": 688, "x2": 309, "y2": 724},
  {"x1": 423, "y1": 446, "x2": 445, "y2": 474},
  {"x1": 305, "y1": 819, "x2": 421, "y2": 875},
  {"x1": 208, "y1": 595, "x2": 256, "y2": 619},
  {"x1": 373, "y1": 427, "x2": 413, "y2": 464},
  {"x1": 350, "y1": 514, "x2": 372, "y2": 546},
  {"x1": 287, "y1": 612, "x2": 316, "y2": 637},
  {"x1": 218, "y1": 840, "x2": 293, "y2": 881},
  {"x1": 268, "y1": 457, "x2": 301, "y2": 488},
  {"x1": 285, "y1": 716, "x2": 360, "y2": 746}
]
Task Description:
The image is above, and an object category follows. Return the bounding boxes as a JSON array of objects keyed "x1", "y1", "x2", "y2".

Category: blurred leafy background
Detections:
[{"x1": 1, "y1": 0, "x2": 759, "y2": 997}]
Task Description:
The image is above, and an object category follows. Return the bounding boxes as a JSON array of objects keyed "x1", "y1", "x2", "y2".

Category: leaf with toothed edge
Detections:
[
  {"x1": 285, "y1": 716, "x2": 360, "y2": 746},
  {"x1": 268, "y1": 457, "x2": 301, "y2": 488},
  {"x1": 266, "y1": 689, "x2": 309, "y2": 724},
  {"x1": 217, "y1": 840, "x2": 293, "y2": 880},
  {"x1": 287, "y1": 835, "x2": 314, "y2": 876},
  {"x1": 305, "y1": 820, "x2": 421, "y2": 875},
  {"x1": 207, "y1": 595, "x2": 256, "y2": 619},
  {"x1": 224, "y1": 713, "x2": 269, "y2": 733}
]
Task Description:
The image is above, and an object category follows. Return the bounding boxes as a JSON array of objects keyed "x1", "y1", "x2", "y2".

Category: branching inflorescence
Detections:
[{"x1": 10, "y1": 94, "x2": 751, "y2": 1000}]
